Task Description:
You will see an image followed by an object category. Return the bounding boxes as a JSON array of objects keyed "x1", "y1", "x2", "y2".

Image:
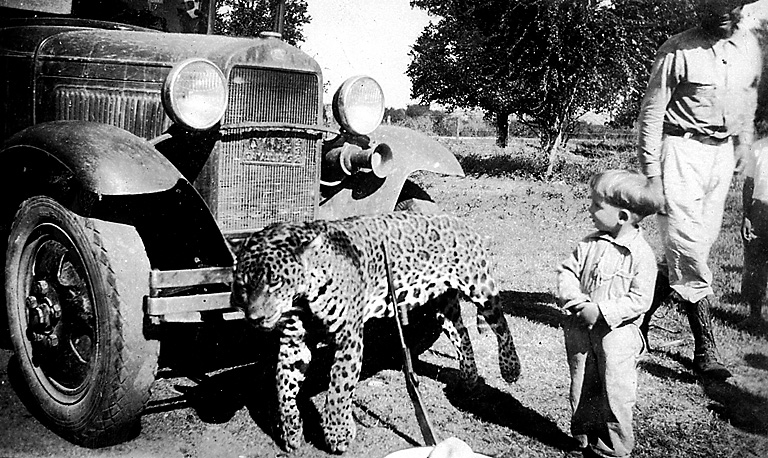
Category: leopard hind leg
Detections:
[
  {"x1": 475, "y1": 294, "x2": 521, "y2": 383},
  {"x1": 438, "y1": 289, "x2": 481, "y2": 389}
]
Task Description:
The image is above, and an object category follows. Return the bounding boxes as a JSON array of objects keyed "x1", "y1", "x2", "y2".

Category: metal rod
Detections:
[
  {"x1": 273, "y1": 0, "x2": 285, "y2": 37},
  {"x1": 381, "y1": 241, "x2": 438, "y2": 446}
]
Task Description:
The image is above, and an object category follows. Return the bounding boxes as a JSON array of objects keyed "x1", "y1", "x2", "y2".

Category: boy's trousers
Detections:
[{"x1": 564, "y1": 318, "x2": 644, "y2": 458}]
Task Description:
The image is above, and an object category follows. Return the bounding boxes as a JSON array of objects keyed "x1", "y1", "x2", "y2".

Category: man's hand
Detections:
[
  {"x1": 569, "y1": 302, "x2": 602, "y2": 329},
  {"x1": 647, "y1": 175, "x2": 666, "y2": 212},
  {"x1": 734, "y1": 144, "x2": 749, "y2": 175},
  {"x1": 742, "y1": 216, "x2": 756, "y2": 242}
]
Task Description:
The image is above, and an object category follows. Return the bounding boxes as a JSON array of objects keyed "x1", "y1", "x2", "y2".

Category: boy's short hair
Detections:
[{"x1": 589, "y1": 169, "x2": 663, "y2": 218}]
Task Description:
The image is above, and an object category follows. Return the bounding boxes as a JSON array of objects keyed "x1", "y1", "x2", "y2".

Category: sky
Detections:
[{"x1": 300, "y1": 0, "x2": 434, "y2": 109}]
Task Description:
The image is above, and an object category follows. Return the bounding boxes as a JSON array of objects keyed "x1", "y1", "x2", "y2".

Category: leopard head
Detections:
[{"x1": 231, "y1": 226, "x2": 310, "y2": 329}]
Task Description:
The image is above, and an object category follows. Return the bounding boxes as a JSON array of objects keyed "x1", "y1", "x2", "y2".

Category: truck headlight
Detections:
[
  {"x1": 332, "y1": 75, "x2": 384, "y2": 136},
  {"x1": 163, "y1": 59, "x2": 227, "y2": 131}
]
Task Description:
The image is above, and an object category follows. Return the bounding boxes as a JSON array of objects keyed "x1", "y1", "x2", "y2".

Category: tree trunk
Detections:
[
  {"x1": 495, "y1": 112, "x2": 510, "y2": 148},
  {"x1": 544, "y1": 128, "x2": 565, "y2": 178}
]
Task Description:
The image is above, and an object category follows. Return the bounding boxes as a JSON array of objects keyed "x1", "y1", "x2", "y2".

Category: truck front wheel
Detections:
[{"x1": 5, "y1": 196, "x2": 158, "y2": 447}]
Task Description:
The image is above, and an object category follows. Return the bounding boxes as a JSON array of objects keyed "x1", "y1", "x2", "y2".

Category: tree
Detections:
[
  {"x1": 216, "y1": 0, "x2": 309, "y2": 46},
  {"x1": 408, "y1": 0, "x2": 698, "y2": 176},
  {"x1": 384, "y1": 107, "x2": 407, "y2": 124}
]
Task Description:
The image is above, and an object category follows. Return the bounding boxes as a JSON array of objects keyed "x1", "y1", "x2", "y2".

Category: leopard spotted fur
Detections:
[{"x1": 231, "y1": 212, "x2": 521, "y2": 453}]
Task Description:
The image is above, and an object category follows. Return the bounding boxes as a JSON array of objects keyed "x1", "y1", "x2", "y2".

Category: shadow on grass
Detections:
[
  {"x1": 146, "y1": 321, "x2": 346, "y2": 453},
  {"x1": 638, "y1": 355, "x2": 699, "y2": 385},
  {"x1": 415, "y1": 361, "x2": 574, "y2": 451},
  {"x1": 414, "y1": 360, "x2": 576, "y2": 452},
  {"x1": 499, "y1": 290, "x2": 564, "y2": 328},
  {"x1": 454, "y1": 145, "x2": 635, "y2": 184},
  {"x1": 711, "y1": 306, "x2": 768, "y2": 339},
  {"x1": 702, "y1": 379, "x2": 768, "y2": 435},
  {"x1": 147, "y1": 328, "x2": 433, "y2": 453},
  {"x1": 639, "y1": 349, "x2": 768, "y2": 436},
  {"x1": 745, "y1": 353, "x2": 768, "y2": 371},
  {"x1": 456, "y1": 153, "x2": 547, "y2": 180}
]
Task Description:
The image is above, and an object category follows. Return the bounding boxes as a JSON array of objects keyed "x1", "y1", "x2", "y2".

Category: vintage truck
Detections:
[{"x1": 0, "y1": 0, "x2": 463, "y2": 447}]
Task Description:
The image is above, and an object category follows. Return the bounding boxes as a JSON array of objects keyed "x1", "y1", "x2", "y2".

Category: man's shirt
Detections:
[
  {"x1": 637, "y1": 26, "x2": 761, "y2": 178},
  {"x1": 557, "y1": 227, "x2": 657, "y2": 329}
]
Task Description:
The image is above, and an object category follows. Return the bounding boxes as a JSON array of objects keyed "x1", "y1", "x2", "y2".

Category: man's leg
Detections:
[
  {"x1": 639, "y1": 264, "x2": 670, "y2": 348},
  {"x1": 661, "y1": 137, "x2": 733, "y2": 379},
  {"x1": 742, "y1": 200, "x2": 768, "y2": 326},
  {"x1": 742, "y1": 236, "x2": 767, "y2": 322}
]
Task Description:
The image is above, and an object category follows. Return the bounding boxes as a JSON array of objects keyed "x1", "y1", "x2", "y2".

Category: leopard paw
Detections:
[
  {"x1": 281, "y1": 424, "x2": 304, "y2": 452},
  {"x1": 325, "y1": 415, "x2": 356, "y2": 453}
]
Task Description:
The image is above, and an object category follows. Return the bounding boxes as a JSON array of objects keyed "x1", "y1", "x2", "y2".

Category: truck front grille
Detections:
[
  {"x1": 216, "y1": 129, "x2": 318, "y2": 233},
  {"x1": 54, "y1": 87, "x2": 169, "y2": 138},
  {"x1": 225, "y1": 68, "x2": 319, "y2": 125},
  {"x1": 214, "y1": 68, "x2": 320, "y2": 234}
]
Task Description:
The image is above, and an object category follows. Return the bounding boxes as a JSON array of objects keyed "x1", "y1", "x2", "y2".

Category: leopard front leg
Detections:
[
  {"x1": 323, "y1": 320, "x2": 364, "y2": 453},
  {"x1": 478, "y1": 296, "x2": 521, "y2": 383},
  {"x1": 439, "y1": 291, "x2": 480, "y2": 388},
  {"x1": 276, "y1": 323, "x2": 313, "y2": 451}
]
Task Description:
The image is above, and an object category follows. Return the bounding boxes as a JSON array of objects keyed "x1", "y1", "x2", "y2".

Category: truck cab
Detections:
[{"x1": 0, "y1": 0, "x2": 462, "y2": 447}]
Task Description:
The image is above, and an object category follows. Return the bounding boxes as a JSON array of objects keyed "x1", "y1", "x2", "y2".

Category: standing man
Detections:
[{"x1": 637, "y1": 0, "x2": 762, "y2": 381}]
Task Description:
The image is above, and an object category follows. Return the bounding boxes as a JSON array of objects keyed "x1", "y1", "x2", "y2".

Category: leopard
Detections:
[{"x1": 231, "y1": 211, "x2": 521, "y2": 453}]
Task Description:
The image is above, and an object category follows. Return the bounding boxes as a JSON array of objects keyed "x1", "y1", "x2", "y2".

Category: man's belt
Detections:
[{"x1": 663, "y1": 126, "x2": 730, "y2": 146}]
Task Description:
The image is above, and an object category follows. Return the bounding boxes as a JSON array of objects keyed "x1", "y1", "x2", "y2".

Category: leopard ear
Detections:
[
  {"x1": 300, "y1": 233, "x2": 326, "y2": 257},
  {"x1": 296, "y1": 233, "x2": 327, "y2": 270}
]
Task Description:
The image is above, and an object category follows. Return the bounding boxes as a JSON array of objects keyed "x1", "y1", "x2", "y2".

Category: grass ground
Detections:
[
  {"x1": 405, "y1": 136, "x2": 768, "y2": 458},
  {"x1": 1, "y1": 136, "x2": 766, "y2": 458}
]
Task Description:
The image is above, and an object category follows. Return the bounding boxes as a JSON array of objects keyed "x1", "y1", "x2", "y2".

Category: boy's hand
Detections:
[{"x1": 570, "y1": 302, "x2": 602, "y2": 329}]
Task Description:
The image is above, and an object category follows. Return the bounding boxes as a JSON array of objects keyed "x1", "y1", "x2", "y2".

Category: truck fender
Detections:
[
  {"x1": 1, "y1": 121, "x2": 182, "y2": 195},
  {"x1": 318, "y1": 125, "x2": 463, "y2": 220},
  {"x1": 369, "y1": 125, "x2": 464, "y2": 177}
]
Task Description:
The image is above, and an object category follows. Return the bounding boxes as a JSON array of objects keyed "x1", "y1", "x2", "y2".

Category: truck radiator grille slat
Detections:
[
  {"x1": 217, "y1": 129, "x2": 318, "y2": 233},
  {"x1": 225, "y1": 68, "x2": 318, "y2": 125},
  {"x1": 54, "y1": 87, "x2": 169, "y2": 138},
  {"x1": 215, "y1": 68, "x2": 320, "y2": 234}
]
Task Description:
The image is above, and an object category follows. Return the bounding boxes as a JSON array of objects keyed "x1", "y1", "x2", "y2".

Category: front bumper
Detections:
[{"x1": 145, "y1": 266, "x2": 243, "y2": 323}]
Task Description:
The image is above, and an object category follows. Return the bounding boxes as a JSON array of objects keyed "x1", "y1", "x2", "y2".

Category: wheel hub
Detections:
[
  {"x1": 25, "y1": 238, "x2": 96, "y2": 390},
  {"x1": 25, "y1": 280, "x2": 61, "y2": 346}
]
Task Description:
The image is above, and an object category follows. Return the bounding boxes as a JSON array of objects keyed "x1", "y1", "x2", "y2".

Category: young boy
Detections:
[
  {"x1": 741, "y1": 124, "x2": 768, "y2": 327},
  {"x1": 557, "y1": 169, "x2": 663, "y2": 458}
]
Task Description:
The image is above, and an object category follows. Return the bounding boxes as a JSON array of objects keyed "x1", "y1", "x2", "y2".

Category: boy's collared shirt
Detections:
[{"x1": 557, "y1": 226, "x2": 657, "y2": 329}]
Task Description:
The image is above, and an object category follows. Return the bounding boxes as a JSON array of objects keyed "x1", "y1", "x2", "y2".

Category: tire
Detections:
[{"x1": 5, "y1": 196, "x2": 159, "y2": 448}]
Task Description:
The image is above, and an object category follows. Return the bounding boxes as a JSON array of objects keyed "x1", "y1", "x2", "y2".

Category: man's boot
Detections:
[{"x1": 684, "y1": 295, "x2": 732, "y2": 380}]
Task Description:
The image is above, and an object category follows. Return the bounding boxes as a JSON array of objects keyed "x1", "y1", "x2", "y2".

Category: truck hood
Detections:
[{"x1": 36, "y1": 28, "x2": 321, "y2": 79}]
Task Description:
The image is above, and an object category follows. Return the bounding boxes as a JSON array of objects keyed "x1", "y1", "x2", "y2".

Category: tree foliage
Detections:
[
  {"x1": 408, "y1": 0, "x2": 699, "y2": 176},
  {"x1": 215, "y1": 0, "x2": 309, "y2": 46}
]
